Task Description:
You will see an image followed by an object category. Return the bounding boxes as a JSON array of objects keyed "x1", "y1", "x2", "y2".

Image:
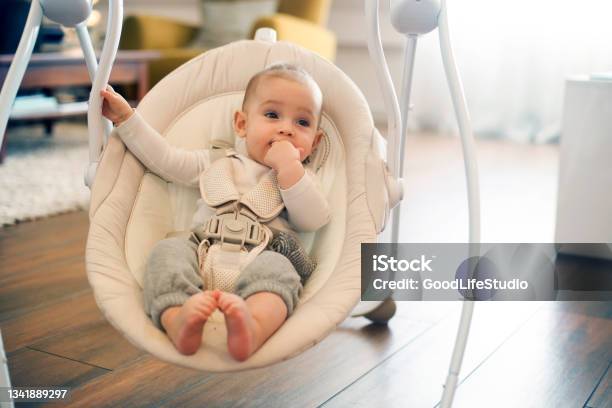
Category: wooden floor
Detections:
[
  {"x1": 1, "y1": 212, "x2": 610, "y2": 408},
  {"x1": 1, "y1": 135, "x2": 611, "y2": 407}
]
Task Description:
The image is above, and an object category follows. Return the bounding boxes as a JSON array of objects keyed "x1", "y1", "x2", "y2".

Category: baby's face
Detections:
[{"x1": 234, "y1": 76, "x2": 322, "y2": 165}]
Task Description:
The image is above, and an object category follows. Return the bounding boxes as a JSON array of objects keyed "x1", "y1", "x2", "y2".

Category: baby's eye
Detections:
[
  {"x1": 264, "y1": 111, "x2": 279, "y2": 119},
  {"x1": 297, "y1": 119, "x2": 310, "y2": 127}
]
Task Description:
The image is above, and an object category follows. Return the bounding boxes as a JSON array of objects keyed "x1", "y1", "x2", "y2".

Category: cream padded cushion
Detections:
[{"x1": 87, "y1": 39, "x2": 379, "y2": 371}]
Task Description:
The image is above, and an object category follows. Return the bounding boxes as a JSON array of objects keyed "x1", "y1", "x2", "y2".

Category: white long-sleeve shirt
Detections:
[{"x1": 116, "y1": 112, "x2": 330, "y2": 233}]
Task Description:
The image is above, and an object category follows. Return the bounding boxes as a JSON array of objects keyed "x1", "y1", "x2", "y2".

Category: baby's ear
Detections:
[
  {"x1": 312, "y1": 128, "x2": 324, "y2": 148},
  {"x1": 233, "y1": 110, "x2": 247, "y2": 138}
]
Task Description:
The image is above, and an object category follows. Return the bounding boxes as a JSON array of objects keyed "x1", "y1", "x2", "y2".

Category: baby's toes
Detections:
[
  {"x1": 202, "y1": 303, "x2": 216, "y2": 315},
  {"x1": 223, "y1": 300, "x2": 242, "y2": 316},
  {"x1": 205, "y1": 290, "x2": 221, "y2": 300},
  {"x1": 219, "y1": 294, "x2": 241, "y2": 312},
  {"x1": 217, "y1": 294, "x2": 231, "y2": 310}
]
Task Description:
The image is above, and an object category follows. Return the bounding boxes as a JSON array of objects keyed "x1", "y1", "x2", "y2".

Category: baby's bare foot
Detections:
[
  {"x1": 217, "y1": 292, "x2": 256, "y2": 361},
  {"x1": 163, "y1": 291, "x2": 217, "y2": 355}
]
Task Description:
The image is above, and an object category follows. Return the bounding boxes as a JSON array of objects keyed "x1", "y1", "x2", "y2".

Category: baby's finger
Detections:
[{"x1": 100, "y1": 89, "x2": 116, "y2": 99}]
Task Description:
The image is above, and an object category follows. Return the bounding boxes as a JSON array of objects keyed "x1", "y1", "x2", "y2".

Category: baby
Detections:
[{"x1": 101, "y1": 63, "x2": 330, "y2": 361}]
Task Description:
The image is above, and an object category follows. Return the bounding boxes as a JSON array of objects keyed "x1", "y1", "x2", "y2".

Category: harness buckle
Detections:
[{"x1": 199, "y1": 206, "x2": 266, "y2": 250}]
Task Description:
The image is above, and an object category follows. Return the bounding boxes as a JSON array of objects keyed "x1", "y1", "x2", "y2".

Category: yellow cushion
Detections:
[
  {"x1": 120, "y1": 15, "x2": 198, "y2": 50},
  {"x1": 148, "y1": 48, "x2": 206, "y2": 86},
  {"x1": 278, "y1": 0, "x2": 331, "y2": 25},
  {"x1": 252, "y1": 14, "x2": 337, "y2": 61}
]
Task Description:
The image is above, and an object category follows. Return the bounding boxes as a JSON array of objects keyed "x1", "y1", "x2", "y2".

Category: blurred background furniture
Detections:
[
  {"x1": 0, "y1": 0, "x2": 65, "y2": 54},
  {"x1": 119, "y1": 0, "x2": 336, "y2": 88},
  {"x1": 555, "y1": 76, "x2": 612, "y2": 260},
  {"x1": 0, "y1": 50, "x2": 160, "y2": 163}
]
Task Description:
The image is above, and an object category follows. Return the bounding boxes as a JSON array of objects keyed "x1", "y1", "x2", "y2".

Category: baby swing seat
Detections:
[{"x1": 86, "y1": 37, "x2": 400, "y2": 371}]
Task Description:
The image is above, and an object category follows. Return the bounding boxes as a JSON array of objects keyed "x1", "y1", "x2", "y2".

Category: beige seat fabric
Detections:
[{"x1": 87, "y1": 39, "x2": 385, "y2": 371}]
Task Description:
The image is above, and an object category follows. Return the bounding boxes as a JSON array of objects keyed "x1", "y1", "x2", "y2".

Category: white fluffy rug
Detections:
[{"x1": 0, "y1": 123, "x2": 90, "y2": 227}]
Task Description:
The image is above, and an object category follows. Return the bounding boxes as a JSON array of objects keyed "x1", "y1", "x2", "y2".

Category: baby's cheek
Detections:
[{"x1": 300, "y1": 147, "x2": 310, "y2": 161}]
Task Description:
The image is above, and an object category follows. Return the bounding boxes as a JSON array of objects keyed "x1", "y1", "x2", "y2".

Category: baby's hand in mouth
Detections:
[
  {"x1": 269, "y1": 138, "x2": 286, "y2": 146},
  {"x1": 269, "y1": 139, "x2": 293, "y2": 149},
  {"x1": 264, "y1": 140, "x2": 301, "y2": 170}
]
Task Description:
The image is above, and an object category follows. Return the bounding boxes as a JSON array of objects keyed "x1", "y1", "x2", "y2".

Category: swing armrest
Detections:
[{"x1": 89, "y1": 131, "x2": 132, "y2": 219}]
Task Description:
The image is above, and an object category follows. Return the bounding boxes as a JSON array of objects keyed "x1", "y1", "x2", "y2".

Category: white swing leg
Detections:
[
  {"x1": 75, "y1": 23, "x2": 98, "y2": 81},
  {"x1": 0, "y1": 329, "x2": 14, "y2": 408},
  {"x1": 438, "y1": 0, "x2": 481, "y2": 406},
  {"x1": 398, "y1": 35, "x2": 417, "y2": 174},
  {"x1": 440, "y1": 301, "x2": 475, "y2": 407},
  {"x1": 363, "y1": 1, "x2": 481, "y2": 406},
  {"x1": 391, "y1": 34, "x2": 418, "y2": 245},
  {"x1": 0, "y1": 0, "x2": 43, "y2": 153}
]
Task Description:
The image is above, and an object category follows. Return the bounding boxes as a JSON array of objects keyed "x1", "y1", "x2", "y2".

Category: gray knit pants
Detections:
[{"x1": 143, "y1": 237, "x2": 302, "y2": 330}]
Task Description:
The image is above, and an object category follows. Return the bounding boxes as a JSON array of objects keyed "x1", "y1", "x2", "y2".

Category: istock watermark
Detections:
[
  {"x1": 361, "y1": 243, "x2": 612, "y2": 301},
  {"x1": 372, "y1": 254, "x2": 434, "y2": 272}
]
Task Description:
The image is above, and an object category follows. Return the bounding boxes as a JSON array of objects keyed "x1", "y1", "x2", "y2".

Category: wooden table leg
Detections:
[{"x1": 43, "y1": 119, "x2": 54, "y2": 137}]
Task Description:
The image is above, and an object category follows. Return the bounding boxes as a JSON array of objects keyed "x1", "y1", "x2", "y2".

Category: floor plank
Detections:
[
  {"x1": 0, "y1": 256, "x2": 89, "y2": 322},
  {"x1": 0, "y1": 214, "x2": 88, "y2": 279},
  {"x1": 0, "y1": 210, "x2": 88, "y2": 240},
  {"x1": 0, "y1": 212, "x2": 90, "y2": 325},
  {"x1": 323, "y1": 302, "x2": 544, "y2": 407},
  {"x1": 8, "y1": 347, "x2": 108, "y2": 407},
  {"x1": 28, "y1": 320, "x2": 145, "y2": 371},
  {"x1": 544, "y1": 301, "x2": 612, "y2": 320},
  {"x1": 0, "y1": 211, "x2": 88, "y2": 248},
  {"x1": 3, "y1": 292, "x2": 104, "y2": 353},
  {"x1": 586, "y1": 362, "x2": 611, "y2": 408},
  {"x1": 450, "y1": 304, "x2": 612, "y2": 408},
  {"x1": 46, "y1": 355, "x2": 207, "y2": 408}
]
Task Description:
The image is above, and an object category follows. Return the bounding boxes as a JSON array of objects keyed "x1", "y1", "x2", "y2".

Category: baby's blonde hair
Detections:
[{"x1": 242, "y1": 63, "x2": 323, "y2": 123}]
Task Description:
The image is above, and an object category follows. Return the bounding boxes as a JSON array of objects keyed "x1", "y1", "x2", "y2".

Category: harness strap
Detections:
[{"x1": 199, "y1": 153, "x2": 284, "y2": 220}]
